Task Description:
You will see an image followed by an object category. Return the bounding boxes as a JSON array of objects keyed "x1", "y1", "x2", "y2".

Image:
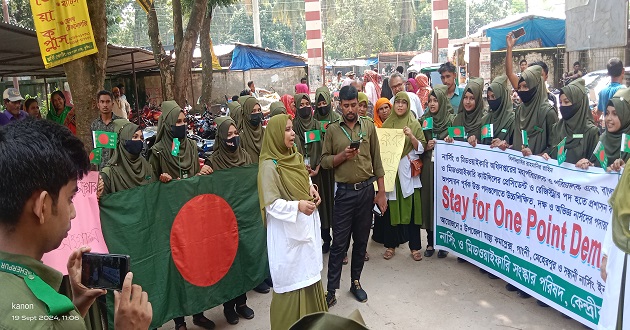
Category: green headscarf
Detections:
[
  {"x1": 314, "y1": 86, "x2": 341, "y2": 123},
  {"x1": 270, "y1": 101, "x2": 287, "y2": 117},
  {"x1": 358, "y1": 92, "x2": 369, "y2": 116},
  {"x1": 482, "y1": 75, "x2": 515, "y2": 143},
  {"x1": 206, "y1": 117, "x2": 252, "y2": 170},
  {"x1": 598, "y1": 88, "x2": 630, "y2": 166},
  {"x1": 228, "y1": 102, "x2": 243, "y2": 130},
  {"x1": 239, "y1": 96, "x2": 265, "y2": 161},
  {"x1": 257, "y1": 114, "x2": 312, "y2": 223},
  {"x1": 611, "y1": 159, "x2": 630, "y2": 254},
  {"x1": 101, "y1": 119, "x2": 155, "y2": 194},
  {"x1": 453, "y1": 77, "x2": 486, "y2": 139},
  {"x1": 419, "y1": 84, "x2": 455, "y2": 140},
  {"x1": 293, "y1": 93, "x2": 322, "y2": 166},
  {"x1": 550, "y1": 78, "x2": 597, "y2": 151},
  {"x1": 150, "y1": 100, "x2": 200, "y2": 178},
  {"x1": 383, "y1": 91, "x2": 426, "y2": 157},
  {"x1": 513, "y1": 65, "x2": 555, "y2": 154}
]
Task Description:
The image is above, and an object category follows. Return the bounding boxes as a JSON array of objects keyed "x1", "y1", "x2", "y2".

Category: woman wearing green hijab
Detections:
[
  {"x1": 580, "y1": 88, "x2": 630, "y2": 170},
  {"x1": 99, "y1": 119, "x2": 155, "y2": 196},
  {"x1": 419, "y1": 85, "x2": 455, "y2": 259},
  {"x1": 481, "y1": 75, "x2": 515, "y2": 147},
  {"x1": 313, "y1": 86, "x2": 339, "y2": 253},
  {"x1": 381, "y1": 91, "x2": 427, "y2": 261},
  {"x1": 541, "y1": 78, "x2": 598, "y2": 165},
  {"x1": 228, "y1": 101, "x2": 243, "y2": 130},
  {"x1": 270, "y1": 101, "x2": 288, "y2": 117},
  {"x1": 357, "y1": 92, "x2": 372, "y2": 117},
  {"x1": 511, "y1": 65, "x2": 559, "y2": 156},
  {"x1": 257, "y1": 114, "x2": 327, "y2": 330},
  {"x1": 150, "y1": 101, "x2": 215, "y2": 329},
  {"x1": 448, "y1": 77, "x2": 486, "y2": 146},
  {"x1": 239, "y1": 96, "x2": 265, "y2": 161}
]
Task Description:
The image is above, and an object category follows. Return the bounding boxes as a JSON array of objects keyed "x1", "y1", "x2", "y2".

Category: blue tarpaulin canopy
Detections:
[
  {"x1": 481, "y1": 15, "x2": 565, "y2": 51},
  {"x1": 229, "y1": 43, "x2": 306, "y2": 71}
]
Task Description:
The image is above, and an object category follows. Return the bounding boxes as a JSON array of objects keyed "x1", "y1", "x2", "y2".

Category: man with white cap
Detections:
[{"x1": 1, "y1": 88, "x2": 26, "y2": 126}]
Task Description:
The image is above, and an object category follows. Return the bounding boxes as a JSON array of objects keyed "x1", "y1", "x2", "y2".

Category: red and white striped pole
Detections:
[
  {"x1": 432, "y1": 0, "x2": 449, "y2": 61},
  {"x1": 305, "y1": 0, "x2": 323, "y2": 92}
]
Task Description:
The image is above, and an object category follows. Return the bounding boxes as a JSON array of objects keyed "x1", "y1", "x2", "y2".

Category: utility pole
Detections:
[{"x1": 252, "y1": 0, "x2": 261, "y2": 46}]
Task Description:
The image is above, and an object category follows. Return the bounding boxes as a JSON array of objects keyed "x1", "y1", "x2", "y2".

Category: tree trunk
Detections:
[
  {"x1": 173, "y1": 0, "x2": 183, "y2": 55},
  {"x1": 147, "y1": 2, "x2": 174, "y2": 101},
  {"x1": 172, "y1": 0, "x2": 208, "y2": 106},
  {"x1": 63, "y1": 0, "x2": 107, "y2": 152},
  {"x1": 199, "y1": 6, "x2": 214, "y2": 108}
]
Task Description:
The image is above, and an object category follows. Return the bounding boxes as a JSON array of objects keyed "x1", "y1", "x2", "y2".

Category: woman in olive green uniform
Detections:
[
  {"x1": 449, "y1": 77, "x2": 485, "y2": 145},
  {"x1": 419, "y1": 85, "x2": 455, "y2": 258},
  {"x1": 239, "y1": 96, "x2": 265, "y2": 161},
  {"x1": 481, "y1": 75, "x2": 515, "y2": 146}
]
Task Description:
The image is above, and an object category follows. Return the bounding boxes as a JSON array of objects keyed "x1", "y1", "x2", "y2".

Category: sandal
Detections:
[
  {"x1": 364, "y1": 251, "x2": 370, "y2": 261},
  {"x1": 424, "y1": 246, "x2": 435, "y2": 257},
  {"x1": 411, "y1": 250, "x2": 423, "y2": 261},
  {"x1": 383, "y1": 248, "x2": 395, "y2": 260},
  {"x1": 342, "y1": 254, "x2": 349, "y2": 265}
]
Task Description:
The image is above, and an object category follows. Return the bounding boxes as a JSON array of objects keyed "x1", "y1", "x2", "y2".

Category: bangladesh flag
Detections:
[
  {"x1": 481, "y1": 124, "x2": 493, "y2": 139},
  {"x1": 305, "y1": 129, "x2": 321, "y2": 143},
  {"x1": 92, "y1": 131, "x2": 117, "y2": 149},
  {"x1": 557, "y1": 137, "x2": 567, "y2": 165},
  {"x1": 521, "y1": 130, "x2": 529, "y2": 147},
  {"x1": 89, "y1": 148, "x2": 102, "y2": 165},
  {"x1": 99, "y1": 165, "x2": 268, "y2": 329},
  {"x1": 622, "y1": 133, "x2": 630, "y2": 153},
  {"x1": 171, "y1": 138, "x2": 181, "y2": 156},
  {"x1": 319, "y1": 121, "x2": 330, "y2": 133},
  {"x1": 593, "y1": 141, "x2": 608, "y2": 170},
  {"x1": 448, "y1": 126, "x2": 466, "y2": 138},
  {"x1": 422, "y1": 117, "x2": 433, "y2": 130}
]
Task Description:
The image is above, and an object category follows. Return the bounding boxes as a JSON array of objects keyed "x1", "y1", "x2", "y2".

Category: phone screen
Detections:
[
  {"x1": 512, "y1": 27, "x2": 525, "y2": 38},
  {"x1": 81, "y1": 253, "x2": 130, "y2": 290},
  {"x1": 349, "y1": 141, "x2": 360, "y2": 149}
]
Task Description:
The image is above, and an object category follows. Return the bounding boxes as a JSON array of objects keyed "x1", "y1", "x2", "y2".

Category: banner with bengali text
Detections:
[
  {"x1": 42, "y1": 171, "x2": 108, "y2": 274},
  {"x1": 434, "y1": 141, "x2": 619, "y2": 328},
  {"x1": 30, "y1": 0, "x2": 98, "y2": 69},
  {"x1": 375, "y1": 128, "x2": 405, "y2": 192}
]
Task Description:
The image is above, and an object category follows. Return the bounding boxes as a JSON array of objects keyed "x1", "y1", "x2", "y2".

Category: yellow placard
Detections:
[
  {"x1": 135, "y1": 0, "x2": 154, "y2": 12},
  {"x1": 30, "y1": 0, "x2": 98, "y2": 69},
  {"x1": 210, "y1": 38, "x2": 222, "y2": 70},
  {"x1": 375, "y1": 128, "x2": 406, "y2": 192}
]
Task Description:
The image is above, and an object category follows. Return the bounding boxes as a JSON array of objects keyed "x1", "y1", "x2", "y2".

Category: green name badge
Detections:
[
  {"x1": 573, "y1": 134, "x2": 584, "y2": 139},
  {"x1": 501, "y1": 129, "x2": 507, "y2": 133}
]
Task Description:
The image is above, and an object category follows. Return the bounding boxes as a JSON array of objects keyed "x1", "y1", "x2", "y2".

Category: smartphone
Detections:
[
  {"x1": 81, "y1": 253, "x2": 130, "y2": 290},
  {"x1": 349, "y1": 141, "x2": 361, "y2": 150},
  {"x1": 512, "y1": 27, "x2": 525, "y2": 38},
  {"x1": 373, "y1": 204, "x2": 382, "y2": 216}
]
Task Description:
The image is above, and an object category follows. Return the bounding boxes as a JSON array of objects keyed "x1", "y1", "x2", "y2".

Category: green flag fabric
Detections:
[
  {"x1": 481, "y1": 124, "x2": 493, "y2": 139},
  {"x1": 319, "y1": 121, "x2": 330, "y2": 133},
  {"x1": 100, "y1": 165, "x2": 268, "y2": 329},
  {"x1": 92, "y1": 131, "x2": 117, "y2": 149},
  {"x1": 521, "y1": 130, "x2": 529, "y2": 147},
  {"x1": 594, "y1": 141, "x2": 608, "y2": 170},
  {"x1": 622, "y1": 133, "x2": 630, "y2": 153},
  {"x1": 422, "y1": 117, "x2": 433, "y2": 130},
  {"x1": 557, "y1": 137, "x2": 567, "y2": 165},
  {"x1": 448, "y1": 126, "x2": 466, "y2": 138},
  {"x1": 89, "y1": 148, "x2": 102, "y2": 165},
  {"x1": 304, "y1": 129, "x2": 321, "y2": 144},
  {"x1": 171, "y1": 137, "x2": 181, "y2": 156}
]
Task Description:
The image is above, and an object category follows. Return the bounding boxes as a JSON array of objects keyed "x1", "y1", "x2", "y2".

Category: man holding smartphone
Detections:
[
  {"x1": 321, "y1": 85, "x2": 387, "y2": 307},
  {"x1": 0, "y1": 119, "x2": 152, "y2": 329}
]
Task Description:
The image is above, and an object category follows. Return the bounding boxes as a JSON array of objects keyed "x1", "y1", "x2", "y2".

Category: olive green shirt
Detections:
[
  {"x1": 321, "y1": 117, "x2": 385, "y2": 183},
  {"x1": 0, "y1": 250, "x2": 85, "y2": 330}
]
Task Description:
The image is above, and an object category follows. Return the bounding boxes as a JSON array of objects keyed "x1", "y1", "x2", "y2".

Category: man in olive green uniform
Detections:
[
  {"x1": 321, "y1": 85, "x2": 387, "y2": 306},
  {"x1": 0, "y1": 119, "x2": 152, "y2": 329}
]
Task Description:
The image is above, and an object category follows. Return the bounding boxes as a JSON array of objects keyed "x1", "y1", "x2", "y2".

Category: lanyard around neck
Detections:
[
  {"x1": 340, "y1": 120, "x2": 364, "y2": 142},
  {"x1": 0, "y1": 259, "x2": 75, "y2": 316}
]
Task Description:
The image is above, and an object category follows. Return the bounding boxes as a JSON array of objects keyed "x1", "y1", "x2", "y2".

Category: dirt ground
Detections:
[{"x1": 159, "y1": 231, "x2": 589, "y2": 330}]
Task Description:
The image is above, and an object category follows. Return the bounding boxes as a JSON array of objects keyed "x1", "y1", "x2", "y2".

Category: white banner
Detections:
[{"x1": 433, "y1": 141, "x2": 620, "y2": 328}]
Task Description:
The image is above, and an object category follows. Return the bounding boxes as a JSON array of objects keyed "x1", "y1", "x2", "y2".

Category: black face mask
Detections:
[
  {"x1": 249, "y1": 113, "x2": 263, "y2": 127},
  {"x1": 317, "y1": 105, "x2": 330, "y2": 116},
  {"x1": 298, "y1": 106, "x2": 312, "y2": 119},
  {"x1": 224, "y1": 136, "x2": 240, "y2": 152},
  {"x1": 171, "y1": 124, "x2": 187, "y2": 139},
  {"x1": 488, "y1": 98, "x2": 502, "y2": 112},
  {"x1": 124, "y1": 140, "x2": 144, "y2": 156},
  {"x1": 517, "y1": 87, "x2": 537, "y2": 104},
  {"x1": 560, "y1": 104, "x2": 578, "y2": 120}
]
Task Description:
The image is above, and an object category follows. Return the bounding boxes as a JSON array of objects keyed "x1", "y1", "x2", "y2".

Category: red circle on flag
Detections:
[
  {"x1": 600, "y1": 150, "x2": 605, "y2": 160},
  {"x1": 309, "y1": 132, "x2": 315, "y2": 140},
  {"x1": 89, "y1": 152, "x2": 94, "y2": 161},
  {"x1": 170, "y1": 194, "x2": 239, "y2": 287},
  {"x1": 627, "y1": 140, "x2": 630, "y2": 150},
  {"x1": 171, "y1": 141, "x2": 176, "y2": 151},
  {"x1": 453, "y1": 128, "x2": 461, "y2": 136},
  {"x1": 98, "y1": 134, "x2": 109, "y2": 145},
  {"x1": 482, "y1": 127, "x2": 488, "y2": 135},
  {"x1": 423, "y1": 121, "x2": 428, "y2": 128},
  {"x1": 559, "y1": 146, "x2": 564, "y2": 154}
]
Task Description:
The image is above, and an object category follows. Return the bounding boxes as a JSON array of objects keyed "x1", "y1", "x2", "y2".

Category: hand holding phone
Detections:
[
  {"x1": 373, "y1": 204, "x2": 382, "y2": 216},
  {"x1": 81, "y1": 253, "x2": 130, "y2": 291},
  {"x1": 512, "y1": 27, "x2": 525, "y2": 39},
  {"x1": 349, "y1": 141, "x2": 361, "y2": 150}
]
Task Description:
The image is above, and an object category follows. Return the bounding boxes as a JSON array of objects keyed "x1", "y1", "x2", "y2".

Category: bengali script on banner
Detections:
[
  {"x1": 433, "y1": 141, "x2": 619, "y2": 328},
  {"x1": 42, "y1": 172, "x2": 108, "y2": 275},
  {"x1": 30, "y1": 0, "x2": 98, "y2": 69},
  {"x1": 375, "y1": 128, "x2": 405, "y2": 192}
]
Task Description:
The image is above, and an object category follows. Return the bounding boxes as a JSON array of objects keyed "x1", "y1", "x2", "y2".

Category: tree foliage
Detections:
[{"x1": 449, "y1": 0, "x2": 527, "y2": 40}]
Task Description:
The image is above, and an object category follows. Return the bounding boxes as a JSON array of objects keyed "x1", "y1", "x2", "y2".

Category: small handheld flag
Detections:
[
  {"x1": 89, "y1": 148, "x2": 102, "y2": 165},
  {"x1": 422, "y1": 117, "x2": 433, "y2": 131},
  {"x1": 593, "y1": 141, "x2": 608, "y2": 170},
  {"x1": 92, "y1": 131, "x2": 117, "y2": 149},
  {"x1": 481, "y1": 124, "x2": 493, "y2": 139},
  {"x1": 622, "y1": 133, "x2": 630, "y2": 153},
  {"x1": 557, "y1": 137, "x2": 567, "y2": 165},
  {"x1": 171, "y1": 138, "x2": 181, "y2": 156},
  {"x1": 521, "y1": 130, "x2": 529, "y2": 147},
  {"x1": 304, "y1": 130, "x2": 321, "y2": 144},
  {"x1": 448, "y1": 126, "x2": 466, "y2": 138},
  {"x1": 319, "y1": 121, "x2": 329, "y2": 133}
]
